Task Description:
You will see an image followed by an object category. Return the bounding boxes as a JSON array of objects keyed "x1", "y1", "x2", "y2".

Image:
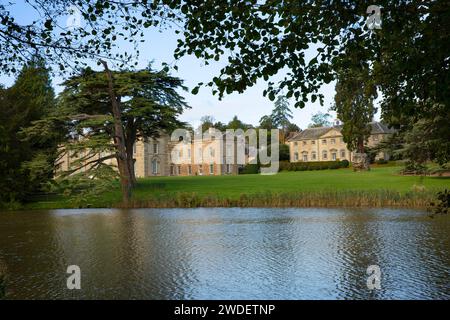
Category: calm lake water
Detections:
[{"x1": 0, "y1": 208, "x2": 449, "y2": 299}]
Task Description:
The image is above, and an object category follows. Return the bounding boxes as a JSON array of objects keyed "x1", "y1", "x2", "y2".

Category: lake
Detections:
[{"x1": 0, "y1": 208, "x2": 449, "y2": 299}]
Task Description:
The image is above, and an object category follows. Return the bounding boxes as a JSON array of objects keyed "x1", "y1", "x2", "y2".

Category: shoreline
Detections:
[{"x1": 9, "y1": 190, "x2": 438, "y2": 211}]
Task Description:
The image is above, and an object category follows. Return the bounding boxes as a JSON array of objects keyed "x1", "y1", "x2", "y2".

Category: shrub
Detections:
[
  {"x1": 376, "y1": 159, "x2": 388, "y2": 165},
  {"x1": 340, "y1": 159, "x2": 350, "y2": 168},
  {"x1": 279, "y1": 160, "x2": 349, "y2": 172},
  {"x1": 401, "y1": 161, "x2": 428, "y2": 175},
  {"x1": 429, "y1": 189, "x2": 449, "y2": 216},
  {"x1": 239, "y1": 164, "x2": 260, "y2": 174}
]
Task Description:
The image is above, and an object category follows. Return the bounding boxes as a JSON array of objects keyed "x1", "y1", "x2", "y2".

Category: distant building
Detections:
[
  {"x1": 56, "y1": 130, "x2": 240, "y2": 178},
  {"x1": 287, "y1": 122, "x2": 395, "y2": 163}
]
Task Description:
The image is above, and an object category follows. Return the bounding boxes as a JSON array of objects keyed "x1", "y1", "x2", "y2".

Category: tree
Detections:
[
  {"x1": 309, "y1": 112, "x2": 331, "y2": 128},
  {"x1": 227, "y1": 115, "x2": 252, "y2": 130},
  {"x1": 259, "y1": 115, "x2": 276, "y2": 130},
  {"x1": 333, "y1": 62, "x2": 377, "y2": 154},
  {"x1": 0, "y1": 60, "x2": 59, "y2": 205},
  {"x1": 58, "y1": 66, "x2": 189, "y2": 202},
  {"x1": 271, "y1": 95, "x2": 293, "y2": 131},
  {"x1": 400, "y1": 104, "x2": 450, "y2": 169},
  {"x1": 199, "y1": 115, "x2": 215, "y2": 131},
  {"x1": 286, "y1": 123, "x2": 300, "y2": 133}
]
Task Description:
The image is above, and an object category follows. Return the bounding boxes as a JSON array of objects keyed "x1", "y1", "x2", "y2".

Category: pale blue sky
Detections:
[{"x1": 1, "y1": 3, "x2": 381, "y2": 129}]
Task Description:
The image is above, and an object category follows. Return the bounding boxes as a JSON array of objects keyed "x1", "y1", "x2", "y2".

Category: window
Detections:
[
  {"x1": 152, "y1": 159, "x2": 159, "y2": 175},
  {"x1": 340, "y1": 150, "x2": 346, "y2": 159},
  {"x1": 322, "y1": 151, "x2": 328, "y2": 160},
  {"x1": 153, "y1": 143, "x2": 159, "y2": 154},
  {"x1": 294, "y1": 142, "x2": 298, "y2": 146},
  {"x1": 311, "y1": 140, "x2": 316, "y2": 145},
  {"x1": 312, "y1": 152, "x2": 317, "y2": 160},
  {"x1": 209, "y1": 164, "x2": 214, "y2": 174},
  {"x1": 303, "y1": 154, "x2": 308, "y2": 162},
  {"x1": 226, "y1": 164, "x2": 232, "y2": 174},
  {"x1": 170, "y1": 165, "x2": 174, "y2": 175},
  {"x1": 209, "y1": 147, "x2": 215, "y2": 157},
  {"x1": 303, "y1": 141, "x2": 307, "y2": 146},
  {"x1": 177, "y1": 165, "x2": 181, "y2": 175},
  {"x1": 188, "y1": 165, "x2": 192, "y2": 175},
  {"x1": 294, "y1": 152, "x2": 299, "y2": 161},
  {"x1": 331, "y1": 138, "x2": 335, "y2": 144},
  {"x1": 322, "y1": 139, "x2": 327, "y2": 144},
  {"x1": 198, "y1": 166, "x2": 203, "y2": 175},
  {"x1": 332, "y1": 152, "x2": 337, "y2": 161}
]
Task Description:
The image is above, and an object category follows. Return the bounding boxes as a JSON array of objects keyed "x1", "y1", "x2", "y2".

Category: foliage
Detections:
[
  {"x1": 370, "y1": 132, "x2": 405, "y2": 161},
  {"x1": 429, "y1": 189, "x2": 449, "y2": 216},
  {"x1": 309, "y1": 112, "x2": 331, "y2": 128},
  {"x1": 0, "y1": 1, "x2": 180, "y2": 74},
  {"x1": 239, "y1": 164, "x2": 260, "y2": 175},
  {"x1": 333, "y1": 61, "x2": 377, "y2": 153},
  {"x1": 58, "y1": 65, "x2": 189, "y2": 185},
  {"x1": 227, "y1": 115, "x2": 252, "y2": 130},
  {"x1": 53, "y1": 165, "x2": 118, "y2": 208},
  {"x1": 375, "y1": 159, "x2": 388, "y2": 165},
  {"x1": 400, "y1": 104, "x2": 450, "y2": 167},
  {"x1": 401, "y1": 161, "x2": 428, "y2": 175},
  {"x1": 271, "y1": 95, "x2": 293, "y2": 129},
  {"x1": 0, "y1": 60, "x2": 60, "y2": 204},
  {"x1": 279, "y1": 144, "x2": 290, "y2": 161},
  {"x1": 279, "y1": 160, "x2": 349, "y2": 171}
]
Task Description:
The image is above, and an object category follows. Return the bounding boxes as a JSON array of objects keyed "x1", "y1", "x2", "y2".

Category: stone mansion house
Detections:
[
  {"x1": 57, "y1": 129, "x2": 241, "y2": 178},
  {"x1": 287, "y1": 122, "x2": 395, "y2": 163},
  {"x1": 57, "y1": 122, "x2": 394, "y2": 177}
]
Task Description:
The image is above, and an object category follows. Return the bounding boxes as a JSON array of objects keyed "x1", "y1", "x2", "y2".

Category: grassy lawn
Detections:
[{"x1": 26, "y1": 165, "x2": 450, "y2": 209}]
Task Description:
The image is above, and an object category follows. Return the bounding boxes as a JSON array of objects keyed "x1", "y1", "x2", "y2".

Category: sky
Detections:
[{"x1": 0, "y1": 2, "x2": 381, "y2": 130}]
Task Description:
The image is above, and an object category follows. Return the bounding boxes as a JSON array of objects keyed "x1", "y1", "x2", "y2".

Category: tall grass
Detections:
[{"x1": 118, "y1": 190, "x2": 435, "y2": 209}]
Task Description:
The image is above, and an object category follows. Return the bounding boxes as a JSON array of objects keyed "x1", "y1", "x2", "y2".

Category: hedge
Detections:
[{"x1": 279, "y1": 160, "x2": 349, "y2": 171}]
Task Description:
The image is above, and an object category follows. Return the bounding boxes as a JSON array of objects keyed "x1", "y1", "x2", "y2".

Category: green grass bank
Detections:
[{"x1": 25, "y1": 166, "x2": 449, "y2": 210}]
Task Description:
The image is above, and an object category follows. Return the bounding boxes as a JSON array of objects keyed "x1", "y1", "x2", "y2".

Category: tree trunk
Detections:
[
  {"x1": 124, "y1": 119, "x2": 137, "y2": 186},
  {"x1": 352, "y1": 136, "x2": 370, "y2": 171},
  {"x1": 125, "y1": 138, "x2": 137, "y2": 186},
  {"x1": 100, "y1": 60, "x2": 132, "y2": 204}
]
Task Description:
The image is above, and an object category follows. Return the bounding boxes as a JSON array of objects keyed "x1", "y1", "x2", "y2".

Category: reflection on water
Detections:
[{"x1": 0, "y1": 208, "x2": 449, "y2": 299}]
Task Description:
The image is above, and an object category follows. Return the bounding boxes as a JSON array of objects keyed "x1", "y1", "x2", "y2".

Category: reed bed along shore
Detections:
[{"x1": 117, "y1": 190, "x2": 436, "y2": 209}]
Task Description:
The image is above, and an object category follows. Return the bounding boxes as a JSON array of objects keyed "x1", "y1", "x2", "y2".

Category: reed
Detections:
[{"x1": 118, "y1": 189, "x2": 435, "y2": 209}]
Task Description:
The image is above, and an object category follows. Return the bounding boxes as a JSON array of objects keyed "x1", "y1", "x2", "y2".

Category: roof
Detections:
[{"x1": 287, "y1": 122, "x2": 395, "y2": 141}]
